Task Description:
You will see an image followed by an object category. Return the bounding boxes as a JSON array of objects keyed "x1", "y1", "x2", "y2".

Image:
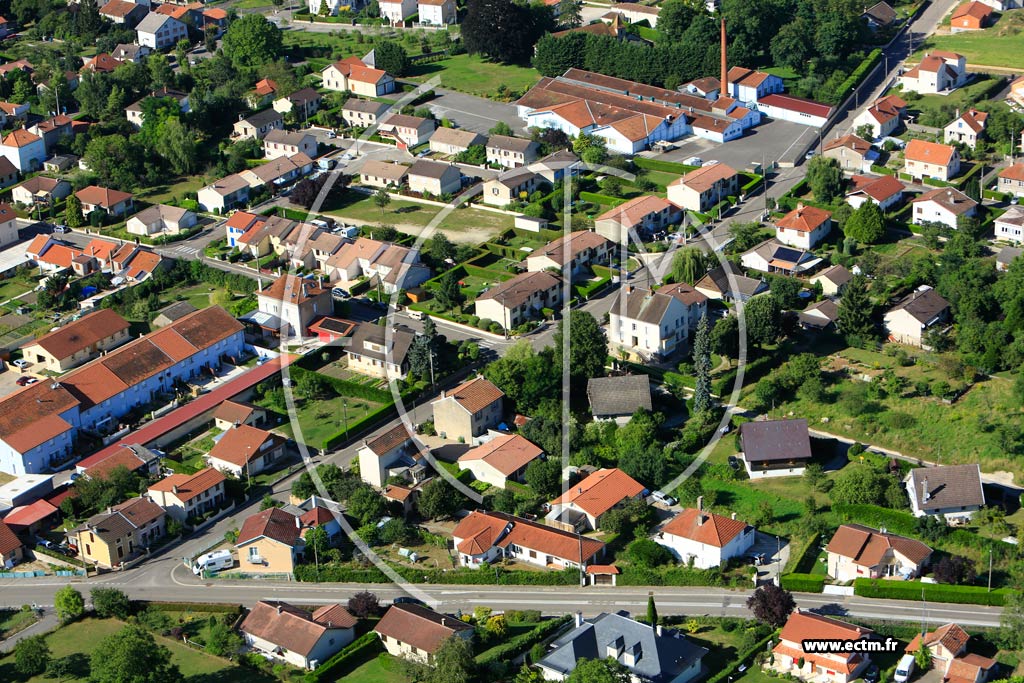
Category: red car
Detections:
[{"x1": 15, "y1": 376, "x2": 37, "y2": 386}]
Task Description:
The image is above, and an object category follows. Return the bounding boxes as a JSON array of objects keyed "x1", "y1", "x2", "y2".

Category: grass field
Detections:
[
  {"x1": 0, "y1": 276, "x2": 35, "y2": 303},
  {"x1": 405, "y1": 54, "x2": 541, "y2": 98},
  {"x1": 136, "y1": 175, "x2": 206, "y2": 206},
  {"x1": 343, "y1": 654, "x2": 409, "y2": 683},
  {"x1": 0, "y1": 617, "x2": 269, "y2": 683},
  {"x1": 915, "y1": 10, "x2": 1024, "y2": 68},
  {"x1": 0, "y1": 608, "x2": 39, "y2": 639},
  {"x1": 262, "y1": 392, "x2": 388, "y2": 448}
]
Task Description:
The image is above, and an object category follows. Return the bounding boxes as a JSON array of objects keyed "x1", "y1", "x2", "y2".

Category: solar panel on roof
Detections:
[{"x1": 773, "y1": 246, "x2": 803, "y2": 262}]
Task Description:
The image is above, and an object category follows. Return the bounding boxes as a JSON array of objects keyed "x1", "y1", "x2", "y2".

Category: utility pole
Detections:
[
  {"x1": 988, "y1": 547, "x2": 993, "y2": 592},
  {"x1": 342, "y1": 398, "x2": 349, "y2": 436}
]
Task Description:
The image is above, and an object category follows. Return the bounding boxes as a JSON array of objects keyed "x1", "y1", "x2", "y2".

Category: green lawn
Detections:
[
  {"x1": 342, "y1": 654, "x2": 409, "y2": 683},
  {"x1": 0, "y1": 608, "x2": 39, "y2": 639},
  {"x1": 405, "y1": 53, "x2": 541, "y2": 98},
  {"x1": 0, "y1": 618, "x2": 270, "y2": 683},
  {"x1": 915, "y1": 10, "x2": 1024, "y2": 68},
  {"x1": 136, "y1": 175, "x2": 206, "y2": 206},
  {"x1": 0, "y1": 277, "x2": 35, "y2": 303},
  {"x1": 901, "y1": 74, "x2": 1003, "y2": 125},
  {"x1": 259, "y1": 392, "x2": 388, "y2": 449}
]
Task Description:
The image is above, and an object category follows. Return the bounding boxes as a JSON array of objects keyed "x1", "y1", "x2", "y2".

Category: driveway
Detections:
[
  {"x1": 425, "y1": 89, "x2": 527, "y2": 136},
  {"x1": 750, "y1": 531, "x2": 791, "y2": 586}
]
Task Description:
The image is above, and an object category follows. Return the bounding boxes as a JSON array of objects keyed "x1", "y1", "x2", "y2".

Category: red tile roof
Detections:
[
  {"x1": 22, "y1": 309, "x2": 129, "y2": 361},
  {"x1": 549, "y1": 468, "x2": 645, "y2": 518},
  {"x1": 84, "y1": 445, "x2": 149, "y2": 479},
  {"x1": 906, "y1": 139, "x2": 956, "y2": 166},
  {"x1": 780, "y1": 610, "x2": 872, "y2": 643},
  {"x1": 458, "y1": 433, "x2": 543, "y2": 476},
  {"x1": 662, "y1": 508, "x2": 751, "y2": 548},
  {"x1": 776, "y1": 204, "x2": 832, "y2": 233},
  {"x1": 75, "y1": 185, "x2": 132, "y2": 208},
  {"x1": 374, "y1": 603, "x2": 473, "y2": 655},
  {"x1": 240, "y1": 601, "x2": 346, "y2": 658},
  {"x1": 0, "y1": 520, "x2": 22, "y2": 555},
  {"x1": 442, "y1": 376, "x2": 504, "y2": 414},
  {"x1": 236, "y1": 506, "x2": 301, "y2": 546},
  {"x1": 209, "y1": 424, "x2": 283, "y2": 468},
  {"x1": 3, "y1": 498, "x2": 58, "y2": 529},
  {"x1": 2, "y1": 128, "x2": 40, "y2": 148},
  {"x1": 148, "y1": 468, "x2": 225, "y2": 502},
  {"x1": 758, "y1": 93, "x2": 833, "y2": 118},
  {"x1": 826, "y1": 524, "x2": 933, "y2": 566}
]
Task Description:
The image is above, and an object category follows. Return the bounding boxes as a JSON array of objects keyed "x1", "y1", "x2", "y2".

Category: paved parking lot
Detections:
[
  {"x1": 0, "y1": 366, "x2": 36, "y2": 399},
  {"x1": 653, "y1": 117, "x2": 822, "y2": 170},
  {"x1": 426, "y1": 89, "x2": 526, "y2": 136}
]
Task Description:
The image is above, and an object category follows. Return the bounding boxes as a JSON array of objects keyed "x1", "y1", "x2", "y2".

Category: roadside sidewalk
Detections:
[{"x1": 0, "y1": 612, "x2": 58, "y2": 653}]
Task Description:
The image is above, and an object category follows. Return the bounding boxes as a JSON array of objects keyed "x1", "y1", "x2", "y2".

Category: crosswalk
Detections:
[{"x1": 162, "y1": 244, "x2": 200, "y2": 257}]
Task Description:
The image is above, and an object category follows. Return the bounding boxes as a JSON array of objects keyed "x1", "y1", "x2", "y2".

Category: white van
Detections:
[
  {"x1": 894, "y1": 654, "x2": 916, "y2": 683},
  {"x1": 192, "y1": 549, "x2": 234, "y2": 575}
]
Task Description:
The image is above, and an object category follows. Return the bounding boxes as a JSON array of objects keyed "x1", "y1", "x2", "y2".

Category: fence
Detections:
[{"x1": 0, "y1": 570, "x2": 47, "y2": 578}]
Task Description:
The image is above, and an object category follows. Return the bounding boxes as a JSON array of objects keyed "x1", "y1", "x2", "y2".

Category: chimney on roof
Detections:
[
  {"x1": 720, "y1": 18, "x2": 728, "y2": 97},
  {"x1": 276, "y1": 604, "x2": 282, "y2": 614},
  {"x1": 295, "y1": 515, "x2": 301, "y2": 529},
  {"x1": 575, "y1": 611, "x2": 584, "y2": 628},
  {"x1": 697, "y1": 495, "x2": 704, "y2": 525},
  {"x1": 441, "y1": 617, "x2": 447, "y2": 627},
  {"x1": 171, "y1": 485, "x2": 178, "y2": 494},
  {"x1": 922, "y1": 476, "x2": 930, "y2": 503}
]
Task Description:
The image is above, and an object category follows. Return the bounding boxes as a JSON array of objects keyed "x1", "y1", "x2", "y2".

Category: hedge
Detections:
[
  {"x1": 136, "y1": 601, "x2": 242, "y2": 613},
  {"x1": 870, "y1": 164, "x2": 896, "y2": 176},
  {"x1": 706, "y1": 632, "x2": 778, "y2": 683},
  {"x1": 780, "y1": 573, "x2": 825, "y2": 593},
  {"x1": 580, "y1": 191, "x2": 626, "y2": 207},
  {"x1": 830, "y1": 504, "x2": 994, "y2": 552},
  {"x1": 713, "y1": 354, "x2": 777, "y2": 397},
  {"x1": 575, "y1": 274, "x2": 612, "y2": 299},
  {"x1": 853, "y1": 579, "x2": 1009, "y2": 606},
  {"x1": 922, "y1": 175, "x2": 951, "y2": 188},
  {"x1": 634, "y1": 157, "x2": 698, "y2": 174},
  {"x1": 475, "y1": 616, "x2": 572, "y2": 665},
  {"x1": 832, "y1": 49, "x2": 882, "y2": 106},
  {"x1": 740, "y1": 174, "x2": 762, "y2": 194},
  {"x1": 295, "y1": 563, "x2": 583, "y2": 586},
  {"x1": 289, "y1": 366, "x2": 393, "y2": 404},
  {"x1": 304, "y1": 632, "x2": 381, "y2": 683}
]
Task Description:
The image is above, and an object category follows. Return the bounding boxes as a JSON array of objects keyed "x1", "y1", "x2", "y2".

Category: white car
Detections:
[{"x1": 12, "y1": 359, "x2": 28, "y2": 368}]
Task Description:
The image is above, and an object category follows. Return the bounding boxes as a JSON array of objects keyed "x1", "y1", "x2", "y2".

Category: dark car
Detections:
[
  {"x1": 393, "y1": 596, "x2": 426, "y2": 607},
  {"x1": 728, "y1": 455, "x2": 741, "y2": 470},
  {"x1": 863, "y1": 666, "x2": 880, "y2": 683}
]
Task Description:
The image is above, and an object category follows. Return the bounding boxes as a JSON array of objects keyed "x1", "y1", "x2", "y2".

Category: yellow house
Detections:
[
  {"x1": 431, "y1": 376, "x2": 505, "y2": 444},
  {"x1": 20, "y1": 309, "x2": 131, "y2": 373},
  {"x1": 67, "y1": 497, "x2": 166, "y2": 569},
  {"x1": 235, "y1": 507, "x2": 304, "y2": 576}
]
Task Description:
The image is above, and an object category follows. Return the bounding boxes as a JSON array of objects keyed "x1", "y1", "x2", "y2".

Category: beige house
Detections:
[
  {"x1": 67, "y1": 497, "x2": 166, "y2": 569},
  {"x1": 125, "y1": 204, "x2": 197, "y2": 237},
  {"x1": 255, "y1": 274, "x2": 332, "y2": 338},
  {"x1": 822, "y1": 134, "x2": 875, "y2": 173},
  {"x1": 346, "y1": 323, "x2": 415, "y2": 380},
  {"x1": 667, "y1": 162, "x2": 739, "y2": 212},
  {"x1": 481, "y1": 168, "x2": 543, "y2": 207},
  {"x1": 263, "y1": 130, "x2": 317, "y2": 161},
  {"x1": 594, "y1": 195, "x2": 680, "y2": 242},
  {"x1": 826, "y1": 524, "x2": 932, "y2": 581},
  {"x1": 904, "y1": 139, "x2": 960, "y2": 181},
  {"x1": 774, "y1": 204, "x2": 833, "y2": 250},
  {"x1": 474, "y1": 271, "x2": 563, "y2": 330},
  {"x1": 406, "y1": 159, "x2": 461, "y2": 196},
  {"x1": 21, "y1": 309, "x2": 131, "y2": 373},
  {"x1": 212, "y1": 400, "x2": 267, "y2": 431},
  {"x1": 356, "y1": 423, "x2": 419, "y2": 488},
  {"x1": 235, "y1": 507, "x2": 304, "y2": 576},
  {"x1": 853, "y1": 94, "x2": 906, "y2": 139},
  {"x1": 232, "y1": 109, "x2": 284, "y2": 141},
  {"x1": 378, "y1": 113, "x2": 436, "y2": 146},
  {"x1": 11, "y1": 176, "x2": 71, "y2": 207},
  {"x1": 146, "y1": 468, "x2": 227, "y2": 523},
  {"x1": 207, "y1": 424, "x2": 286, "y2": 478},
  {"x1": 431, "y1": 376, "x2": 505, "y2": 444},
  {"x1": 359, "y1": 160, "x2": 408, "y2": 189},
  {"x1": 457, "y1": 433, "x2": 543, "y2": 488},
  {"x1": 374, "y1": 603, "x2": 474, "y2": 664},
  {"x1": 906, "y1": 623, "x2": 998, "y2": 683},
  {"x1": 319, "y1": 57, "x2": 395, "y2": 98},
  {"x1": 486, "y1": 135, "x2": 539, "y2": 168},
  {"x1": 944, "y1": 107, "x2": 987, "y2": 148},
  {"x1": 998, "y1": 163, "x2": 1024, "y2": 198},
  {"x1": 767, "y1": 611, "x2": 874, "y2": 683},
  {"x1": 241, "y1": 601, "x2": 356, "y2": 671},
  {"x1": 810, "y1": 264, "x2": 853, "y2": 297},
  {"x1": 341, "y1": 99, "x2": 390, "y2": 128},
  {"x1": 883, "y1": 285, "x2": 950, "y2": 347},
  {"x1": 526, "y1": 230, "x2": 612, "y2": 280},
  {"x1": 429, "y1": 127, "x2": 485, "y2": 155}
]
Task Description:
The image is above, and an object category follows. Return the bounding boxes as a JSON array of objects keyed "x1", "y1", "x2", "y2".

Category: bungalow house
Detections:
[
  {"x1": 774, "y1": 204, "x2": 833, "y2": 250},
  {"x1": 810, "y1": 264, "x2": 854, "y2": 297},
  {"x1": 126, "y1": 204, "x2": 197, "y2": 237},
  {"x1": 457, "y1": 433, "x2": 543, "y2": 489},
  {"x1": 11, "y1": 176, "x2": 70, "y2": 207},
  {"x1": 136, "y1": 13, "x2": 188, "y2": 50},
  {"x1": 76, "y1": 185, "x2": 134, "y2": 216},
  {"x1": 451, "y1": 510, "x2": 607, "y2": 569},
  {"x1": 951, "y1": 1, "x2": 994, "y2": 31},
  {"x1": 346, "y1": 323, "x2": 416, "y2": 380},
  {"x1": 359, "y1": 160, "x2": 409, "y2": 189},
  {"x1": 538, "y1": 612, "x2": 707, "y2": 683},
  {"x1": 81, "y1": 444, "x2": 161, "y2": 480},
  {"x1": 263, "y1": 129, "x2": 317, "y2": 160},
  {"x1": 378, "y1": 113, "x2": 435, "y2": 147},
  {"x1": 996, "y1": 206, "x2": 1024, "y2": 244},
  {"x1": 319, "y1": 57, "x2": 395, "y2": 98},
  {"x1": 695, "y1": 263, "x2": 769, "y2": 302},
  {"x1": 67, "y1": 496, "x2": 166, "y2": 569},
  {"x1": 232, "y1": 110, "x2": 284, "y2": 141},
  {"x1": 341, "y1": 99, "x2": 390, "y2": 129},
  {"x1": 998, "y1": 163, "x2": 1024, "y2": 198},
  {"x1": 594, "y1": 195, "x2": 681, "y2": 242},
  {"x1": 419, "y1": 0, "x2": 457, "y2": 25},
  {"x1": 272, "y1": 88, "x2": 323, "y2": 120},
  {"x1": 474, "y1": 270, "x2": 563, "y2": 330},
  {"x1": 739, "y1": 418, "x2": 812, "y2": 478},
  {"x1": 667, "y1": 162, "x2": 740, "y2": 212},
  {"x1": 406, "y1": 159, "x2": 461, "y2": 197},
  {"x1": 480, "y1": 168, "x2": 543, "y2": 207},
  {"x1": 798, "y1": 298, "x2": 840, "y2": 330},
  {"x1": 379, "y1": 0, "x2": 417, "y2": 24},
  {"x1": 0, "y1": 129, "x2": 45, "y2": 172},
  {"x1": 853, "y1": 94, "x2": 907, "y2": 139},
  {"x1": 862, "y1": 1, "x2": 897, "y2": 28},
  {"x1": 212, "y1": 400, "x2": 266, "y2": 431},
  {"x1": 528, "y1": 149, "x2": 580, "y2": 183},
  {"x1": 691, "y1": 114, "x2": 744, "y2": 142},
  {"x1": 81, "y1": 53, "x2": 123, "y2": 74},
  {"x1": 21, "y1": 309, "x2": 131, "y2": 373},
  {"x1": 655, "y1": 501, "x2": 755, "y2": 569},
  {"x1": 911, "y1": 187, "x2": 978, "y2": 231},
  {"x1": 884, "y1": 285, "x2": 950, "y2": 347},
  {"x1": 111, "y1": 43, "x2": 150, "y2": 62},
  {"x1": 845, "y1": 174, "x2": 905, "y2": 211},
  {"x1": 248, "y1": 78, "x2": 280, "y2": 109},
  {"x1": 255, "y1": 274, "x2": 332, "y2": 338},
  {"x1": 740, "y1": 239, "x2": 819, "y2": 275},
  {"x1": 606, "y1": 283, "x2": 707, "y2": 361},
  {"x1": 374, "y1": 603, "x2": 473, "y2": 664},
  {"x1": 905, "y1": 464, "x2": 985, "y2": 522},
  {"x1": 826, "y1": 523, "x2": 932, "y2": 581},
  {"x1": 945, "y1": 107, "x2": 988, "y2": 149},
  {"x1": 0, "y1": 520, "x2": 23, "y2": 568},
  {"x1": 906, "y1": 623, "x2": 998, "y2": 683},
  {"x1": 235, "y1": 507, "x2": 304, "y2": 575},
  {"x1": 823, "y1": 134, "x2": 877, "y2": 173},
  {"x1": 767, "y1": 611, "x2": 874, "y2": 683},
  {"x1": 240, "y1": 601, "x2": 356, "y2": 670},
  {"x1": 99, "y1": 0, "x2": 147, "y2": 25},
  {"x1": 545, "y1": 467, "x2": 646, "y2": 532},
  {"x1": 587, "y1": 375, "x2": 653, "y2": 423},
  {"x1": 146, "y1": 468, "x2": 227, "y2": 523},
  {"x1": 899, "y1": 51, "x2": 969, "y2": 94},
  {"x1": 431, "y1": 376, "x2": 504, "y2": 444},
  {"x1": 197, "y1": 173, "x2": 250, "y2": 213},
  {"x1": 207, "y1": 424, "x2": 286, "y2": 478},
  {"x1": 486, "y1": 135, "x2": 539, "y2": 168},
  {"x1": 526, "y1": 230, "x2": 612, "y2": 279},
  {"x1": 240, "y1": 152, "x2": 314, "y2": 188},
  {"x1": 356, "y1": 423, "x2": 420, "y2": 488},
  {"x1": 429, "y1": 127, "x2": 485, "y2": 156}
]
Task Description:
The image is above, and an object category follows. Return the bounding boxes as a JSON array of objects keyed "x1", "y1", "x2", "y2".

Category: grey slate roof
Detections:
[
  {"x1": 348, "y1": 323, "x2": 415, "y2": 368},
  {"x1": 798, "y1": 299, "x2": 839, "y2": 329},
  {"x1": 696, "y1": 263, "x2": 768, "y2": 299},
  {"x1": 154, "y1": 301, "x2": 198, "y2": 325},
  {"x1": 907, "y1": 464, "x2": 985, "y2": 513},
  {"x1": 241, "y1": 108, "x2": 283, "y2": 128},
  {"x1": 342, "y1": 99, "x2": 390, "y2": 116},
  {"x1": 740, "y1": 418, "x2": 812, "y2": 463},
  {"x1": 889, "y1": 287, "x2": 949, "y2": 325},
  {"x1": 587, "y1": 375, "x2": 652, "y2": 417},
  {"x1": 539, "y1": 612, "x2": 707, "y2": 682}
]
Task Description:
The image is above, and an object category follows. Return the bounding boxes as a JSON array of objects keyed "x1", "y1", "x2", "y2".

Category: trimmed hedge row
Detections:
[
  {"x1": 707, "y1": 632, "x2": 778, "y2": 683},
  {"x1": 289, "y1": 366, "x2": 393, "y2": 404},
  {"x1": 295, "y1": 563, "x2": 583, "y2": 586},
  {"x1": 580, "y1": 191, "x2": 626, "y2": 207},
  {"x1": 618, "y1": 565, "x2": 730, "y2": 587},
  {"x1": 853, "y1": 578, "x2": 1009, "y2": 606},
  {"x1": 713, "y1": 354, "x2": 777, "y2": 397},
  {"x1": 831, "y1": 504, "x2": 994, "y2": 552},
  {"x1": 475, "y1": 616, "x2": 572, "y2": 665},
  {"x1": 634, "y1": 157, "x2": 698, "y2": 174},
  {"x1": 780, "y1": 573, "x2": 825, "y2": 593},
  {"x1": 138, "y1": 601, "x2": 242, "y2": 613},
  {"x1": 832, "y1": 49, "x2": 882, "y2": 106},
  {"x1": 303, "y1": 632, "x2": 381, "y2": 683}
]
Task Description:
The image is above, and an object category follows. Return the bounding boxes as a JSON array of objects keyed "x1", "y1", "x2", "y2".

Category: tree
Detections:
[
  {"x1": 202, "y1": 619, "x2": 242, "y2": 657},
  {"x1": 669, "y1": 247, "x2": 712, "y2": 284},
  {"x1": 55, "y1": 585, "x2": 85, "y2": 623},
  {"x1": 553, "y1": 311, "x2": 607, "y2": 386},
  {"x1": 222, "y1": 14, "x2": 283, "y2": 68},
  {"x1": 373, "y1": 189, "x2": 391, "y2": 216},
  {"x1": 348, "y1": 485, "x2": 387, "y2": 526},
  {"x1": 524, "y1": 458, "x2": 562, "y2": 498},
  {"x1": 430, "y1": 233, "x2": 456, "y2": 262},
  {"x1": 90, "y1": 624, "x2": 180, "y2": 683},
  {"x1": 417, "y1": 478, "x2": 461, "y2": 520},
  {"x1": 845, "y1": 200, "x2": 885, "y2": 244},
  {"x1": 932, "y1": 555, "x2": 976, "y2": 585},
  {"x1": 489, "y1": 121, "x2": 514, "y2": 137},
  {"x1": 347, "y1": 591, "x2": 382, "y2": 617},
  {"x1": 424, "y1": 635, "x2": 476, "y2": 683},
  {"x1": 435, "y1": 269, "x2": 464, "y2": 310},
  {"x1": 744, "y1": 295, "x2": 781, "y2": 348},
  {"x1": 557, "y1": 0, "x2": 582, "y2": 27},
  {"x1": 462, "y1": 0, "x2": 547, "y2": 64},
  {"x1": 92, "y1": 588, "x2": 132, "y2": 619},
  {"x1": 830, "y1": 463, "x2": 887, "y2": 505},
  {"x1": 147, "y1": 53, "x2": 174, "y2": 90},
  {"x1": 573, "y1": 132, "x2": 607, "y2": 165},
  {"x1": 14, "y1": 634, "x2": 50, "y2": 676},
  {"x1": 711, "y1": 314, "x2": 739, "y2": 361},
  {"x1": 155, "y1": 117, "x2": 200, "y2": 176},
  {"x1": 83, "y1": 134, "x2": 142, "y2": 190},
  {"x1": 1000, "y1": 589, "x2": 1024, "y2": 651},
  {"x1": 65, "y1": 193, "x2": 84, "y2": 228},
  {"x1": 566, "y1": 658, "x2": 632, "y2": 683},
  {"x1": 693, "y1": 313, "x2": 712, "y2": 414},
  {"x1": 626, "y1": 538, "x2": 673, "y2": 567},
  {"x1": 746, "y1": 584, "x2": 795, "y2": 627},
  {"x1": 914, "y1": 642, "x2": 931, "y2": 671},
  {"x1": 374, "y1": 40, "x2": 411, "y2": 76},
  {"x1": 805, "y1": 156, "x2": 844, "y2": 204},
  {"x1": 647, "y1": 594, "x2": 658, "y2": 626},
  {"x1": 318, "y1": 0, "x2": 330, "y2": 15},
  {"x1": 659, "y1": 0, "x2": 699, "y2": 42},
  {"x1": 837, "y1": 275, "x2": 875, "y2": 340}
]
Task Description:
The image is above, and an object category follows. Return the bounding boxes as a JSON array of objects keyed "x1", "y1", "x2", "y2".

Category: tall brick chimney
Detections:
[{"x1": 720, "y1": 18, "x2": 728, "y2": 97}]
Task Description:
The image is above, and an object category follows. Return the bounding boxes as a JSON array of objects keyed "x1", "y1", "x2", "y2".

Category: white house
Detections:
[
  {"x1": 740, "y1": 239, "x2": 819, "y2": 275},
  {"x1": 904, "y1": 139, "x2": 960, "y2": 181},
  {"x1": 146, "y1": 468, "x2": 227, "y2": 522},
  {"x1": 136, "y1": 13, "x2": 187, "y2": 50},
  {"x1": 655, "y1": 502, "x2": 755, "y2": 569},
  {"x1": 607, "y1": 283, "x2": 707, "y2": 361},
  {"x1": 379, "y1": 0, "x2": 417, "y2": 24},
  {"x1": 374, "y1": 604, "x2": 473, "y2": 664},
  {"x1": 0, "y1": 129, "x2": 45, "y2": 172},
  {"x1": 207, "y1": 424, "x2": 286, "y2": 478},
  {"x1": 319, "y1": 57, "x2": 395, "y2": 98},
  {"x1": 525, "y1": 230, "x2": 612, "y2": 279},
  {"x1": 905, "y1": 464, "x2": 985, "y2": 522},
  {"x1": 240, "y1": 601, "x2": 356, "y2": 670},
  {"x1": 944, "y1": 108, "x2": 987, "y2": 148},
  {"x1": 725, "y1": 66, "x2": 784, "y2": 103},
  {"x1": 826, "y1": 524, "x2": 932, "y2": 581},
  {"x1": 774, "y1": 204, "x2": 832, "y2": 250},
  {"x1": 198, "y1": 173, "x2": 250, "y2": 213},
  {"x1": 457, "y1": 434, "x2": 543, "y2": 489},
  {"x1": 125, "y1": 204, "x2": 196, "y2": 236},
  {"x1": 911, "y1": 187, "x2": 978, "y2": 231},
  {"x1": 845, "y1": 174, "x2": 905, "y2": 211},
  {"x1": 356, "y1": 424, "x2": 420, "y2": 488},
  {"x1": 451, "y1": 510, "x2": 606, "y2": 570},
  {"x1": 474, "y1": 271, "x2": 562, "y2": 330},
  {"x1": 545, "y1": 468, "x2": 645, "y2": 532},
  {"x1": 899, "y1": 51, "x2": 968, "y2": 94},
  {"x1": 667, "y1": 162, "x2": 739, "y2": 212},
  {"x1": 418, "y1": 0, "x2": 456, "y2": 25},
  {"x1": 853, "y1": 95, "x2": 906, "y2": 139},
  {"x1": 996, "y1": 205, "x2": 1024, "y2": 244},
  {"x1": 883, "y1": 285, "x2": 950, "y2": 347},
  {"x1": 263, "y1": 129, "x2": 318, "y2": 160},
  {"x1": 739, "y1": 418, "x2": 813, "y2": 478}
]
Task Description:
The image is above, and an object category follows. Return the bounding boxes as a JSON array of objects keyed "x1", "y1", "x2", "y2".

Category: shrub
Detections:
[
  {"x1": 780, "y1": 574, "x2": 825, "y2": 592},
  {"x1": 853, "y1": 579, "x2": 1008, "y2": 606}
]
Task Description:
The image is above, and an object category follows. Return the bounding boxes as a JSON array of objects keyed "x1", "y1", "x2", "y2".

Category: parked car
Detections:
[
  {"x1": 16, "y1": 376, "x2": 37, "y2": 386},
  {"x1": 12, "y1": 359, "x2": 28, "y2": 368},
  {"x1": 863, "y1": 666, "x2": 880, "y2": 683},
  {"x1": 52, "y1": 224, "x2": 68, "y2": 233},
  {"x1": 331, "y1": 288, "x2": 350, "y2": 300},
  {"x1": 650, "y1": 491, "x2": 677, "y2": 506}
]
